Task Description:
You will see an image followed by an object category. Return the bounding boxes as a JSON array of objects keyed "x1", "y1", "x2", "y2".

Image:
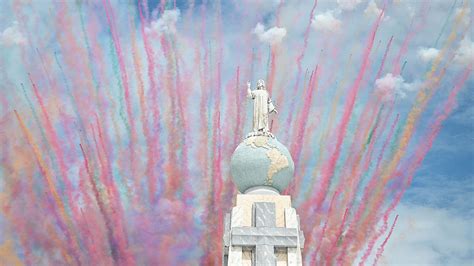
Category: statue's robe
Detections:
[{"x1": 248, "y1": 89, "x2": 276, "y2": 132}]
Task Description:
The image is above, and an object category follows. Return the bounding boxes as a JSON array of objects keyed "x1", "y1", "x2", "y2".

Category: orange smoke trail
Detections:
[
  {"x1": 29, "y1": 75, "x2": 78, "y2": 216},
  {"x1": 129, "y1": 10, "x2": 148, "y2": 203},
  {"x1": 160, "y1": 35, "x2": 181, "y2": 198},
  {"x1": 14, "y1": 110, "x2": 81, "y2": 265}
]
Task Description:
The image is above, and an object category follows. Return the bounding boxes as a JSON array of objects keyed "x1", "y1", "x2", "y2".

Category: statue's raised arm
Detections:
[
  {"x1": 247, "y1": 81, "x2": 254, "y2": 99},
  {"x1": 247, "y1": 79, "x2": 277, "y2": 138}
]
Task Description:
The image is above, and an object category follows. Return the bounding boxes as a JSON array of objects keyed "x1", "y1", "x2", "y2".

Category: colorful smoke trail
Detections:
[{"x1": 0, "y1": 1, "x2": 471, "y2": 265}]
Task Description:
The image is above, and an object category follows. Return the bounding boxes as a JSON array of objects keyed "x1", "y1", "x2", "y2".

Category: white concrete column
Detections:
[
  {"x1": 285, "y1": 208, "x2": 302, "y2": 266},
  {"x1": 228, "y1": 206, "x2": 244, "y2": 265}
]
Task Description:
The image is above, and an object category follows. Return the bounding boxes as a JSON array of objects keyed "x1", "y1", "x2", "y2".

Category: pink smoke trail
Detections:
[
  {"x1": 171, "y1": 38, "x2": 193, "y2": 202},
  {"x1": 301, "y1": 52, "x2": 353, "y2": 199},
  {"x1": 275, "y1": 0, "x2": 284, "y2": 26},
  {"x1": 320, "y1": 106, "x2": 382, "y2": 263},
  {"x1": 267, "y1": 47, "x2": 277, "y2": 94},
  {"x1": 29, "y1": 74, "x2": 89, "y2": 258},
  {"x1": 93, "y1": 115, "x2": 133, "y2": 262},
  {"x1": 309, "y1": 6, "x2": 384, "y2": 213},
  {"x1": 325, "y1": 208, "x2": 350, "y2": 265},
  {"x1": 197, "y1": 1, "x2": 210, "y2": 197},
  {"x1": 358, "y1": 104, "x2": 395, "y2": 184},
  {"x1": 90, "y1": 116, "x2": 134, "y2": 264},
  {"x1": 283, "y1": 0, "x2": 318, "y2": 141},
  {"x1": 102, "y1": 0, "x2": 138, "y2": 200},
  {"x1": 311, "y1": 208, "x2": 330, "y2": 264},
  {"x1": 336, "y1": 103, "x2": 391, "y2": 225},
  {"x1": 359, "y1": 216, "x2": 389, "y2": 266},
  {"x1": 336, "y1": 112, "x2": 399, "y2": 264},
  {"x1": 159, "y1": 33, "x2": 189, "y2": 199},
  {"x1": 291, "y1": 67, "x2": 318, "y2": 167},
  {"x1": 138, "y1": 0, "x2": 163, "y2": 203},
  {"x1": 342, "y1": 102, "x2": 379, "y2": 177},
  {"x1": 80, "y1": 143, "x2": 124, "y2": 265},
  {"x1": 357, "y1": 114, "x2": 400, "y2": 266},
  {"x1": 222, "y1": 75, "x2": 241, "y2": 206},
  {"x1": 210, "y1": 1, "x2": 225, "y2": 208},
  {"x1": 392, "y1": 2, "x2": 429, "y2": 75},
  {"x1": 213, "y1": 109, "x2": 224, "y2": 253},
  {"x1": 375, "y1": 36, "x2": 393, "y2": 79},
  {"x1": 233, "y1": 67, "x2": 242, "y2": 146},
  {"x1": 340, "y1": 107, "x2": 393, "y2": 238},
  {"x1": 343, "y1": 8, "x2": 469, "y2": 248},
  {"x1": 29, "y1": 76, "x2": 75, "y2": 203},
  {"x1": 310, "y1": 105, "x2": 380, "y2": 263},
  {"x1": 356, "y1": 69, "x2": 450, "y2": 251},
  {"x1": 373, "y1": 214, "x2": 399, "y2": 265},
  {"x1": 331, "y1": 41, "x2": 390, "y2": 203},
  {"x1": 78, "y1": 207, "x2": 107, "y2": 265},
  {"x1": 288, "y1": 67, "x2": 318, "y2": 194}
]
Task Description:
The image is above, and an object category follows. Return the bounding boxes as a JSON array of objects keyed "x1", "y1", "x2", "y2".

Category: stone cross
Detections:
[{"x1": 224, "y1": 202, "x2": 304, "y2": 265}]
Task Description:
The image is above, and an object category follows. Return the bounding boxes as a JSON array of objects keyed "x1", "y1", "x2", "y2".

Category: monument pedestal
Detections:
[{"x1": 223, "y1": 194, "x2": 304, "y2": 266}]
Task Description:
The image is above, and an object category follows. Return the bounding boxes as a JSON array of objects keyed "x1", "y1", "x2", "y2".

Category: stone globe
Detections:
[{"x1": 230, "y1": 135, "x2": 294, "y2": 193}]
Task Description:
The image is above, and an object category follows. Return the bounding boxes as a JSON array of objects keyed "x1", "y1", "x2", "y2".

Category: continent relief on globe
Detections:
[{"x1": 244, "y1": 136, "x2": 289, "y2": 185}]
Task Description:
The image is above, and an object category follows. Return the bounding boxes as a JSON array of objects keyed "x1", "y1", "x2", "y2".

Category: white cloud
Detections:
[
  {"x1": 364, "y1": 1, "x2": 383, "y2": 17},
  {"x1": 417, "y1": 47, "x2": 440, "y2": 62},
  {"x1": 374, "y1": 73, "x2": 420, "y2": 102},
  {"x1": 0, "y1": 21, "x2": 26, "y2": 46},
  {"x1": 454, "y1": 37, "x2": 474, "y2": 66},
  {"x1": 337, "y1": 0, "x2": 363, "y2": 11},
  {"x1": 379, "y1": 204, "x2": 474, "y2": 265},
  {"x1": 253, "y1": 23, "x2": 287, "y2": 45},
  {"x1": 145, "y1": 9, "x2": 180, "y2": 36},
  {"x1": 311, "y1": 11, "x2": 342, "y2": 32}
]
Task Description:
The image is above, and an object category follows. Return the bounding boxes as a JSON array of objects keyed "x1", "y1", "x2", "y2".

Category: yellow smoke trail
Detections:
[
  {"x1": 14, "y1": 110, "x2": 80, "y2": 265},
  {"x1": 0, "y1": 240, "x2": 24, "y2": 266},
  {"x1": 380, "y1": 1, "x2": 468, "y2": 187},
  {"x1": 347, "y1": 3, "x2": 470, "y2": 259}
]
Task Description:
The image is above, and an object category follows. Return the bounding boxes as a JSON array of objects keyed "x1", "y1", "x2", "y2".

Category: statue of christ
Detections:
[{"x1": 247, "y1": 79, "x2": 277, "y2": 134}]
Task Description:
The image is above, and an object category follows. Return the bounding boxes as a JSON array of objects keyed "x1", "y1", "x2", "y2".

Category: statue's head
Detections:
[{"x1": 257, "y1": 79, "x2": 266, "y2": 90}]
